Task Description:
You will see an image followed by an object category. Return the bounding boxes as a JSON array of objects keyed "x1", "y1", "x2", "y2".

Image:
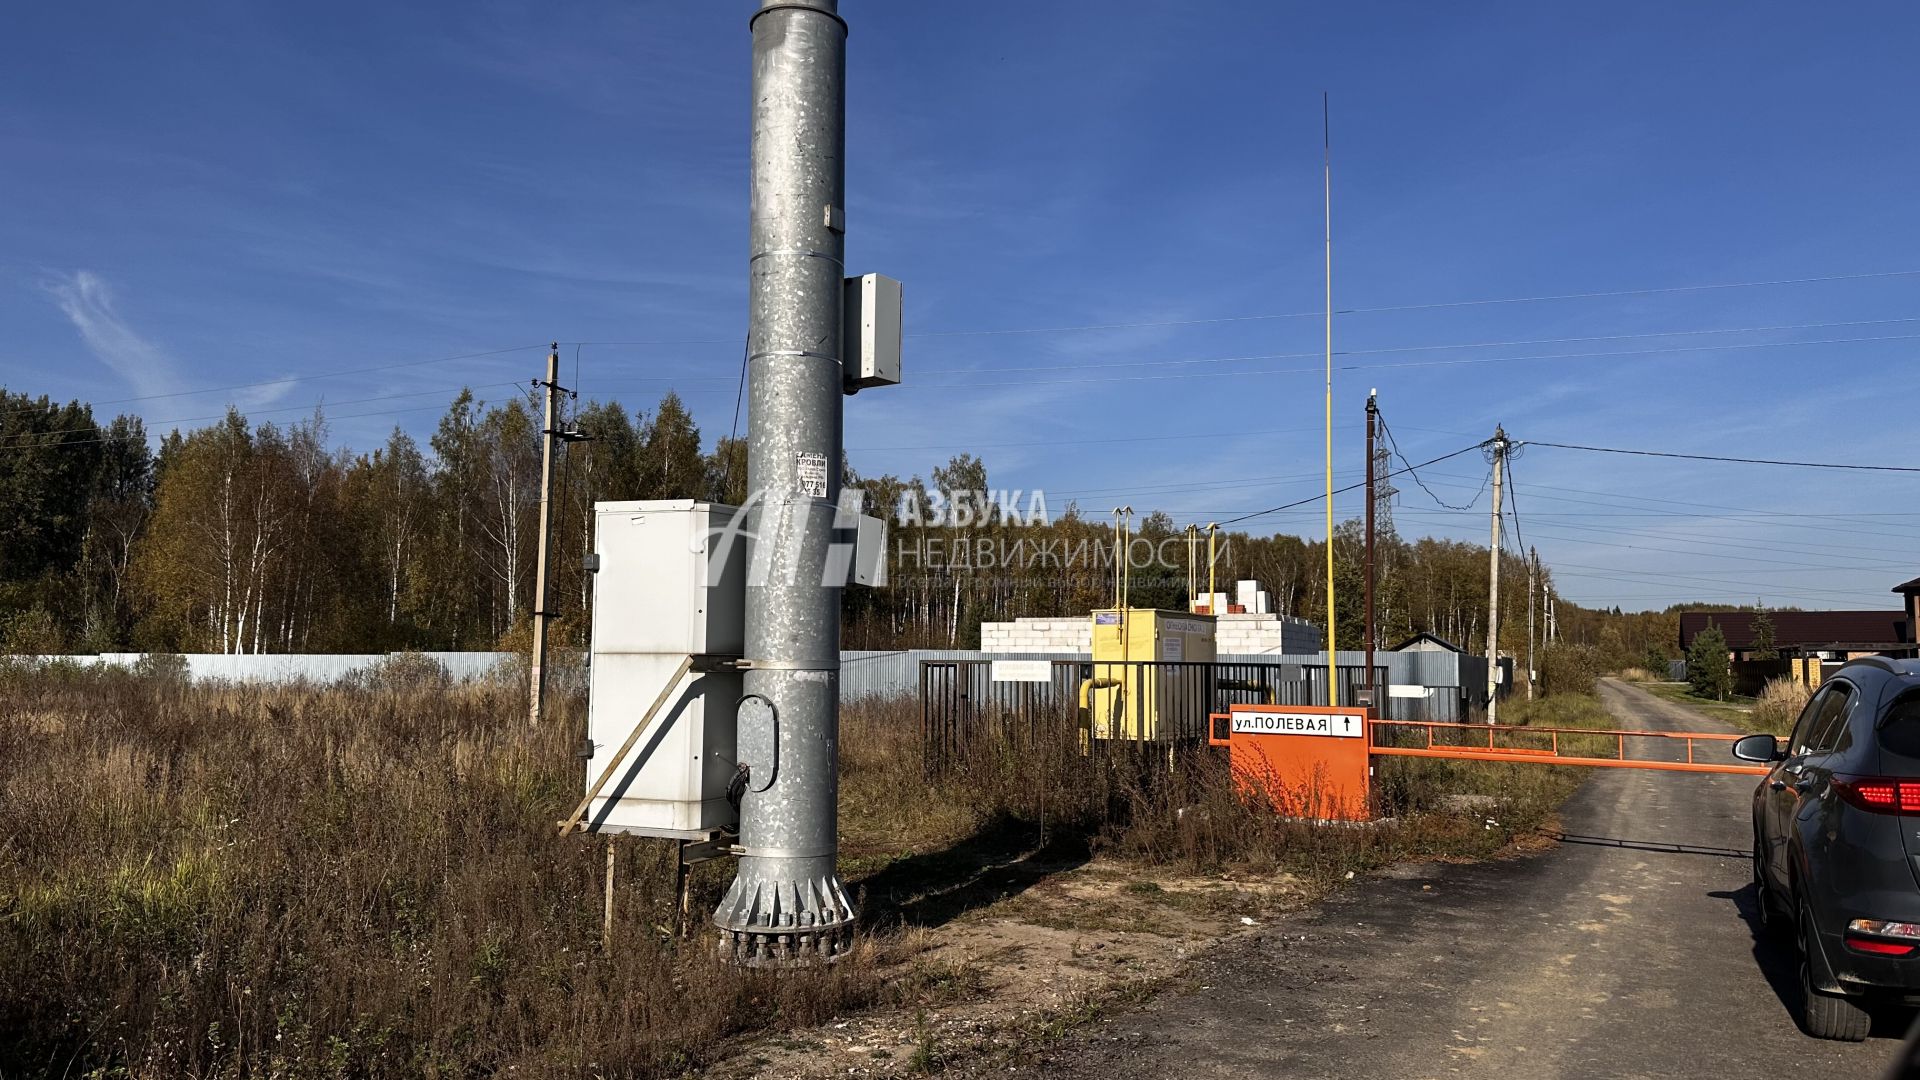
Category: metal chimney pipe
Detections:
[{"x1": 712, "y1": 0, "x2": 855, "y2": 965}]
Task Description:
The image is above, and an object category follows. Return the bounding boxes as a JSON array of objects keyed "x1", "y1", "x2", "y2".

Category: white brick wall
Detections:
[
  {"x1": 980, "y1": 617, "x2": 1092, "y2": 653},
  {"x1": 980, "y1": 613, "x2": 1322, "y2": 655}
]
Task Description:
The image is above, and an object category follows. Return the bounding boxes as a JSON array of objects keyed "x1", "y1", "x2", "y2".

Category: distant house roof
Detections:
[
  {"x1": 1678, "y1": 610, "x2": 1910, "y2": 651},
  {"x1": 1392, "y1": 631, "x2": 1464, "y2": 653}
]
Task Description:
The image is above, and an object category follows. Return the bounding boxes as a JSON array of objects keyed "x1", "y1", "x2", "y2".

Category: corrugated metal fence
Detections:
[
  {"x1": 19, "y1": 651, "x2": 522, "y2": 683},
  {"x1": 848, "y1": 648, "x2": 1480, "y2": 721},
  {"x1": 18, "y1": 647, "x2": 1485, "y2": 720}
]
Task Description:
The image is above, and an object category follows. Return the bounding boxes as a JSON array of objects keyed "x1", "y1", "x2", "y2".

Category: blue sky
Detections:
[{"x1": 3, "y1": 1, "x2": 1916, "y2": 613}]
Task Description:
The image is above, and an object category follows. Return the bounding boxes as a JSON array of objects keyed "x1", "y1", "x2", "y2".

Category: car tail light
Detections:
[
  {"x1": 1847, "y1": 920, "x2": 1920, "y2": 957},
  {"x1": 1832, "y1": 776, "x2": 1920, "y2": 813}
]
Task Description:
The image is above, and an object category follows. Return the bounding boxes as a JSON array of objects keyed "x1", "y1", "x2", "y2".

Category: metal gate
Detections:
[
  {"x1": 920, "y1": 659, "x2": 1386, "y2": 775},
  {"x1": 919, "y1": 658, "x2": 1770, "y2": 780}
]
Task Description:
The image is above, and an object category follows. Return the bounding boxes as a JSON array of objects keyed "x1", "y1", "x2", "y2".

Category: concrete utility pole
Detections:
[
  {"x1": 1484, "y1": 426, "x2": 1508, "y2": 724},
  {"x1": 529, "y1": 343, "x2": 562, "y2": 726},
  {"x1": 713, "y1": 0, "x2": 855, "y2": 965},
  {"x1": 1525, "y1": 545, "x2": 1537, "y2": 702},
  {"x1": 1363, "y1": 391, "x2": 1377, "y2": 709}
]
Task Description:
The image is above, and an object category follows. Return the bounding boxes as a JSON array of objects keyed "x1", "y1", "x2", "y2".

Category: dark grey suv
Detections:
[{"x1": 1736, "y1": 656, "x2": 1920, "y2": 1040}]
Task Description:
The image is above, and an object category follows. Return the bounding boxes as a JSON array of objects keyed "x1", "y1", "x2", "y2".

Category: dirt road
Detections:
[{"x1": 994, "y1": 679, "x2": 1904, "y2": 1078}]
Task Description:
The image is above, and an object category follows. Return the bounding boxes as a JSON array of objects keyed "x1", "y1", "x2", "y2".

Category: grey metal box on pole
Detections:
[{"x1": 842, "y1": 273, "x2": 902, "y2": 392}]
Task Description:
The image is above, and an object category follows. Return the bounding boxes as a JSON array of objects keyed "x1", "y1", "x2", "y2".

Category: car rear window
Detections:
[{"x1": 1879, "y1": 690, "x2": 1920, "y2": 760}]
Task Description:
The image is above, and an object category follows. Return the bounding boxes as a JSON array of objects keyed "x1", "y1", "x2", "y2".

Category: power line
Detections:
[
  {"x1": 914, "y1": 314, "x2": 1920, "y2": 377},
  {"x1": 0, "y1": 400, "x2": 488, "y2": 454},
  {"x1": 1414, "y1": 468, "x2": 1920, "y2": 543},
  {"x1": 1116, "y1": 468, "x2": 1920, "y2": 547},
  {"x1": 1377, "y1": 409, "x2": 1488, "y2": 510},
  {"x1": 27, "y1": 306, "x2": 1920, "y2": 432},
  {"x1": 905, "y1": 329, "x2": 1920, "y2": 387},
  {"x1": 1216, "y1": 440, "x2": 1489, "y2": 526},
  {"x1": 724, "y1": 335, "x2": 750, "y2": 496},
  {"x1": 1525, "y1": 440, "x2": 1920, "y2": 474},
  {"x1": 1376, "y1": 481, "x2": 1920, "y2": 563},
  {"x1": 1548, "y1": 563, "x2": 1893, "y2": 602},
  {"x1": 894, "y1": 268, "x2": 1920, "y2": 339},
  {"x1": 26, "y1": 265, "x2": 1920, "y2": 418},
  {"x1": 82, "y1": 345, "x2": 549, "y2": 408},
  {"x1": 1406, "y1": 507, "x2": 1917, "y2": 564},
  {"x1": 1504, "y1": 454, "x2": 1526, "y2": 557},
  {"x1": 0, "y1": 382, "x2": 527, "y2": 451},
  {"x1": 1492, "y1": 515, "x2": 1912, "y2": 565},
  {"x1": 849, "y1": 425, "x2": 1323, "y2": 454}
]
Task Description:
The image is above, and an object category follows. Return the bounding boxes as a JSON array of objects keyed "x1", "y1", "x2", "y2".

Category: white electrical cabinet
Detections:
[{"x1": 584, "y1": 500, "x2": 744, "y2": 839}]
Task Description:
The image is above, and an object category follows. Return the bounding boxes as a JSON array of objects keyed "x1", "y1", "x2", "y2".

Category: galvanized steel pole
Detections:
[{"x1": 713, "y1": 0, "x2": 855, "y2": 965}]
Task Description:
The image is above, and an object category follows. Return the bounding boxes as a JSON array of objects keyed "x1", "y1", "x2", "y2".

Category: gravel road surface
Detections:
[{"x1": 996, "y1": 679, "x2": 1906, "y2": 1079}]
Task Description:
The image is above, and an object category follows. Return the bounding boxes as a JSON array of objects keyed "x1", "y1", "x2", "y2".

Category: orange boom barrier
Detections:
[
  {"x1": 1368, "y1": 718, "x2": 1769, "y2": 775},
  {"x1": 1208, "y1": 706, "x2": 1768, "y2": 823}
]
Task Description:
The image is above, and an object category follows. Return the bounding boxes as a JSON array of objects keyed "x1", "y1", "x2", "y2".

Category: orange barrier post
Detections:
[{"x1": 1210, "y1": 703, "x2": 1374, "y2": 822}]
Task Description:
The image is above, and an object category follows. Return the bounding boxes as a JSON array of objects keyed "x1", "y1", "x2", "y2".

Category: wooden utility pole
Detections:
[
  {"x1": 1526, "y1": 545, "x2": 1538, "y2": 701},
  {"x1": 529, "y1": 343, "x2": 562, "y2": 726},
  {"x1": 1485, "y1": 426, "x2": 1508, "y2": 724},
  {"x1": 1364, "y1": 391, "x2": 1378, "y2": 710}
]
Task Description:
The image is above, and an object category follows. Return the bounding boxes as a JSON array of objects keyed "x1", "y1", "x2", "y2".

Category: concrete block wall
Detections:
[
  {"x1": 980, "y1": 613, "x2": 1324, "y2": 655},
  {"x1": 979, "y1": 617, "x2": 1091, "y2": 653},
  {"x1": 1214, "y1": 613, "x2": 1323, "y2": 655}
]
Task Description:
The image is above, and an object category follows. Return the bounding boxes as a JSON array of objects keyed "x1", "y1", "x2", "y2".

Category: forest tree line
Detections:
[{"x1": 1, "y1": 385, "x2": 1679, "y2": 666}]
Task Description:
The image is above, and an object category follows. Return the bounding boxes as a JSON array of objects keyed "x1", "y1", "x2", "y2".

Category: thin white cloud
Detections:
[
  {"x1": 232, "y1": 376, "x2": 298, "y2": 414},
  {"x1": 45, "y1": 270, "x2": 179, "y2": 400}
]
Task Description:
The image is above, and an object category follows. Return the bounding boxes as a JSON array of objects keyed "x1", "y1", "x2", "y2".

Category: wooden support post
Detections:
[
  {"x1": 672, "y1": 840, "x2": 691, "y2": 939},
  {"x1": 603, "y1": 835, "x2": 617, "y2": 951}
]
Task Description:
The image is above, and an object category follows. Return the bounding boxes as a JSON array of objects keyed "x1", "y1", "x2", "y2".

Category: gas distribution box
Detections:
[
  {"x1": 1084, "y1": 608, "x2": 1216, "y2": 741},
  {"x1": 583, "y1": 500, "x2": 745, "y2": 839}
]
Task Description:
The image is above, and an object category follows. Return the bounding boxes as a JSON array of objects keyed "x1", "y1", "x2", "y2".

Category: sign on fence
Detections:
[{"x1": 989, "y1": 659, "x2": 1052, "y2": 683}]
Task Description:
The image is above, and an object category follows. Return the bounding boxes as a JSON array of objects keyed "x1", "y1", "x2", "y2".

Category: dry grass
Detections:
[
  {"x1": 1751, "y1": 676, "x2": 1813, "y2": 736},
  {"x1": 0, "y1": 664, "x2": 884, "y2": 1080},
  {"x1": 0, "y1": 668, "x2": 1598, "y2": 1078},
  {"x1": 844, "y1": 693, "x2": 1582, "y2": 892}
]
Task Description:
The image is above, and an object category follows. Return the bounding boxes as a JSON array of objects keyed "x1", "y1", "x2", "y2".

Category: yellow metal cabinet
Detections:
[{"x1": 1083, "y1": 608, "x2": 1216, "y2": 742}]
